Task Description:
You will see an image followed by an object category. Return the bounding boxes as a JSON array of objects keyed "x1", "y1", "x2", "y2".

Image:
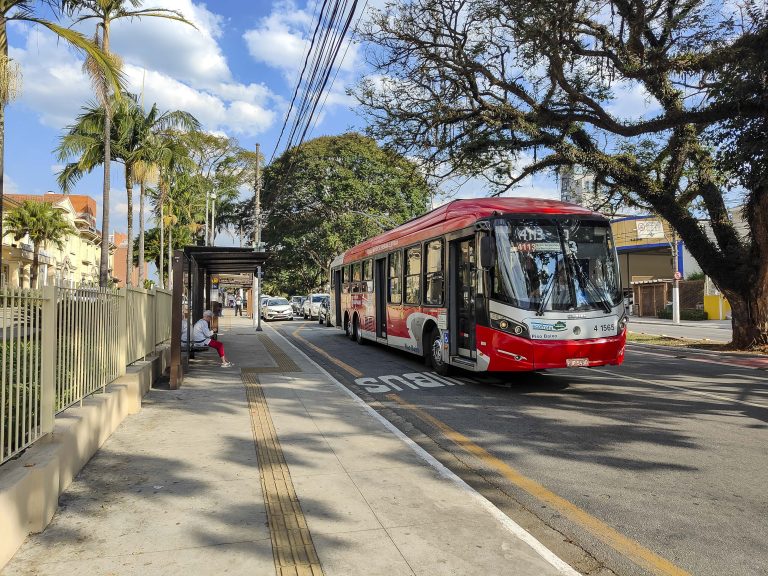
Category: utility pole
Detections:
[
  {"x1": 253, "y1": 143, "x2": 262, "y2": 331},
  {"x1": 672, "y1": 229, "x2": 681, "y2": 325},
  {"x1": 254, "y1": 143, "x2": 262, "y2": 249}
]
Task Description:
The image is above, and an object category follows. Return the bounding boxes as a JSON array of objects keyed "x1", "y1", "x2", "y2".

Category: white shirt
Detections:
[{"x1": 192, "y1": 318, "x2": 214, "y2": 345}]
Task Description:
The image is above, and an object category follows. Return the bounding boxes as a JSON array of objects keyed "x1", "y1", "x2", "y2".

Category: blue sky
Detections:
[
  {"x1": 5, "y1": 0, "x2": 373, "y2": 243},
  {"x1": 7, "y1": 0, "x2": 661, "y2": 250}
]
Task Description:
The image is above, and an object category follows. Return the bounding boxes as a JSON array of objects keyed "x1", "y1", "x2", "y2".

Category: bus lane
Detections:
[{"x1": 275, "y1": 320, "x2": 768, "y2": 576}]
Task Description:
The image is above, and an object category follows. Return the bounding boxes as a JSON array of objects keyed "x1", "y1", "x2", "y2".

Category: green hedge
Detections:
[{"x1": 656, "y1": 308, "x2": 708, "y2": 321}]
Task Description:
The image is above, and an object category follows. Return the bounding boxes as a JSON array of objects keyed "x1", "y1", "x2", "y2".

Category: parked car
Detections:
[
  {"x1": 261, "y1": 297, "x2": 293, "y2": 321},
  {"x1": 317, "y1": 296, "x2": 331, "y2": 326},
  {"x1": 302, "y1": 293, "x2": 330, "y2": 320},
  {"x1": 291, "y1": 295, "x2": 306, "y2": 315}
]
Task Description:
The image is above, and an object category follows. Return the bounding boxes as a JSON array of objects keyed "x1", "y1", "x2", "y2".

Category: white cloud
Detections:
[
  {"x1": 108, "y1": 0, "x2": 231, "y2": 89},
  {"x1": 4, "y1": 173, "x2": 20, "y2": 194},
  {"x1": 243, "y1": 0, "x2": 360, "y2": 77},
  {"x1": 9, "y1": 18, "x2": 279, "y2": 137},
  {"x1": 605, "y1": 81, "x2": 661, "y2": 120}
]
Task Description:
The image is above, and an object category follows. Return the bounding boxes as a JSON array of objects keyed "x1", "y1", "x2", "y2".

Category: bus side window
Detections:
[
  {"x1": 424, "y1": 239, "x2": 444, "y2": 305},
  {"x1": 343, "y1": 266, "x2": 350, "y2": 294},
  {"x1": 352, "y1": 262, "x2": 362, "y2": 293},
  {"x1": 405, "y1": 245, "x2": 421, "y2": 305},
  {"x1": 388, "y1": 251, "x2": 402, "y2": 304},
  {"x1": 362, "y1": 259, "x2": 372, "y2": 292}
]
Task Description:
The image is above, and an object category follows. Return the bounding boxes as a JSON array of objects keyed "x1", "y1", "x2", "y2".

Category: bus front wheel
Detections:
[{"x1": 428, "y1": 327, "x2": 450, "y2": 376}]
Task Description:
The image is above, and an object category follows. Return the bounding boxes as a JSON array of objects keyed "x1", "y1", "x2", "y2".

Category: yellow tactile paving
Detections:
[{"x1": 243, "y1": 368, "x2": 324, "y2": 576}]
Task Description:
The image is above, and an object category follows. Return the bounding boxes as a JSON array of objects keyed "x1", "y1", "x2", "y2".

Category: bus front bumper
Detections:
[{"x1": 476, "y1": 326, "x2": 626, "y2": 372}]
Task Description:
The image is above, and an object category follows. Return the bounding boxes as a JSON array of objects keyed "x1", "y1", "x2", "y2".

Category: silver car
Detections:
[
  {"x1": 302, "y1": 293, "x2": 330, "y2": 319},
  {"x1": 262, "y1": 297, "x2": 294, "y2": 321}
]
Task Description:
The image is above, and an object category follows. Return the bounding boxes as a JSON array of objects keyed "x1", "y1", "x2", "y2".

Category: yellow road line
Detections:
[
  {"x1": 387, "y1": 394, "x2": 691, "y2": 576},
  {"x1": 291, "y1": 326, "x2": 364, "y2": 378}
]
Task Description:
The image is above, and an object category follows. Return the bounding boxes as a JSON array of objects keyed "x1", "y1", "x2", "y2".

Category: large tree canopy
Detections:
[
  {"x1": 259, "y1": 133, "x2": 431, "y2": 295},
  {"x1": 356, "y1": 0, "x2": 768, "y2": 348}
]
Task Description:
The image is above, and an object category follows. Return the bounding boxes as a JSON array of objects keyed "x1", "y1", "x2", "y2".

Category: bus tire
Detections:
[
  {"x1": 354, "y1": 315, "x2": 365, "y2": 345},
  {"x1": 345, "y1": 315, "x2": 354, "y2": 340},
  {"x1": 428, "y1": 327, "x2": 450, "y2": 376}
]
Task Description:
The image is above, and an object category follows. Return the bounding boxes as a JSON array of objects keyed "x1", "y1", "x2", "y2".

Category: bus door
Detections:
[
  {"x1": 452, "y1": 237, "x2": 476, "y2": 359},
  {"x1": 375, "y1": 257, "x2": 387, "y2": 338},
  {"x1": 333, "y1": 268, "x2": 342, "y2": 326}
]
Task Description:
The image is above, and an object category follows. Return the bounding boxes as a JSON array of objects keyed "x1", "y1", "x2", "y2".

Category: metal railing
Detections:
[
  {"x1": 0, "y1": 289, "x2": 45, "y2": 465},
  {"x1": 1, "y1": 286, "x2": 172, "y2": 465}
]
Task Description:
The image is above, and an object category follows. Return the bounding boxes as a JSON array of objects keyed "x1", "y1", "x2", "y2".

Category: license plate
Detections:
[{"x1": 566, "y1": 358, "x2": 589, "y2": 367}]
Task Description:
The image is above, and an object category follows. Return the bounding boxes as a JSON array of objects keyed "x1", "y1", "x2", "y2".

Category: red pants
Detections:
[{"x1": 208, "y1": 340, "x2": 225, "y2": 358}]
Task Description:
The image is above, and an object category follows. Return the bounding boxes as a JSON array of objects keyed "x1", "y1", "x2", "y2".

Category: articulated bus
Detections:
[{"x1": 328, "y1": 198, "x2": 626, "y2": 374}]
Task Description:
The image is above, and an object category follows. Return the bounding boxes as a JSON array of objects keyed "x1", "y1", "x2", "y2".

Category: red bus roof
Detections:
[{"x1": 341, "y1": 197, "x2": 601, "y2": 263}]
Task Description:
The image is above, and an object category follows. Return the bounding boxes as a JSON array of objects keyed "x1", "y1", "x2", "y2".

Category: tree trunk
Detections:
[
  {"x1": 98, "y1": 23, "x2": 112, "y2": 288},
  {"x1": 726, "y1": 285, "x2": 768, "y2": 348},
  {"x1": 167, "y1": 225, "x2": 172, "y2": 290},
  {"x1": 158, "y1": 200, "x2": 164, "y2": 289},
  {"x1": 30, "y1": 243, "x2": 39, "y2": 289},
  {"x1": 99, "y1": 110, "x2": 111, "y2": 287},
  {"x1": 1, "y1": 15, "x2": 8, "y2": 287},
  {"x1": 138, "y1": 180, "x2": 145, "y2": 284},
  {"x1": 125, "y1": 166, "x2": 133, "y2": 286}
]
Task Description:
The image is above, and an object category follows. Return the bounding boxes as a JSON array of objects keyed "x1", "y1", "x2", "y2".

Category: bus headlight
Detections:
[
  {"x1": 490, "y1": 312, "x2": 529, "y2": 339},
  {"x1": 618, "y1": 315, "x2": 628, "y2": 335}
]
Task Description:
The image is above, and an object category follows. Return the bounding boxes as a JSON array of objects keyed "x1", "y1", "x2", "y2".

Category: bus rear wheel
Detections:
[
  {"x1": 428, "y1": 327, "x2": 450, "y2": 376},
  {"x1": 345, "y1": 316, "x2": 354, "y2": 340},
  {"x1": 354, "y1": 316, "x2": 365, "y2": 345}
]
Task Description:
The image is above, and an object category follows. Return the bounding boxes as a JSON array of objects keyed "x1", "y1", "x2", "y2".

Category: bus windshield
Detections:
[{"x1": 491, "y1": 218, "x2": 621, "y2": 313}]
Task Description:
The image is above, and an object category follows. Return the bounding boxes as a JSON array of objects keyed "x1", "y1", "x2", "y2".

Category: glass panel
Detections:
[
  {"x1": 362, "y1": 259, "x2": 372, "y2": 281},
  {"x1": 424, "y1": 240, "x2": 443, "y2": 305},
  {"x1": 492, "y1": 218, "x2": 621, "y2": 312},
  {"x1": 352, "y1": 262, "x2": 362, "y2": 282},
  {"x1": 388, "y1": 252, "x2": 402, "y2": 304},
  {"x1": 405, "y1": 246, "x2": 421, "y2": 304}
]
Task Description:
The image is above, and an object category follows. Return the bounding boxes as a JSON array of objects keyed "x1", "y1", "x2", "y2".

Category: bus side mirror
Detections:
[{"x1": 480, "y1": 236, "x2": 496, "y2": 269}]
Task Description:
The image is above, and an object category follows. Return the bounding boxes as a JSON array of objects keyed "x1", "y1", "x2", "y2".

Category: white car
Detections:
[
  {"x1": 302, "y1": 293, "x2": 330, "y2": 319},
  {"x1": 262, "y1": 297, "x2": 294, "y2": 321}
]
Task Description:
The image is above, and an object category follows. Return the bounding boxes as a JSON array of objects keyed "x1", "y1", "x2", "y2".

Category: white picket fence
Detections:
[{"x1": 1, "y1": 286, "x2": 173, "y2": 465}]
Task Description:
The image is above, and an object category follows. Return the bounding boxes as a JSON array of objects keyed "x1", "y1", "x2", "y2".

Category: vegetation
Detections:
[
  {"x1": 4, "y1": 200, "x2": 73, "y2": 287},
  {"x1": 254, "y1": 133, "x2": 431, "y2": 294},
  {"x1": 56, "y1": 94, "x2": 199, "y2": 286},
  {"x1": 356, "y1": 0, "x2": 768, "y2": 349},
  {"x1": 657, "y1": 308, "x2": 708, "y2": 321},
  {"x1": 60, "y1": 0, "x2": 194, "y2": 287}
]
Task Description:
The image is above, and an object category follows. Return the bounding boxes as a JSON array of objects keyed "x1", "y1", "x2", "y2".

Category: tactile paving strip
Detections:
[
  {"x1": 240, "y1": 333, "x2": 302, "y2": 374},
  {"x1": 243, "y1": 368, "x2": 324, "y2": 576}
]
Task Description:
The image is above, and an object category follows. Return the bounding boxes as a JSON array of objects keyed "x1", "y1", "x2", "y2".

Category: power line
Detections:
[{"x1": 270, "y1": 0, "x2": 361, "y2": 162}]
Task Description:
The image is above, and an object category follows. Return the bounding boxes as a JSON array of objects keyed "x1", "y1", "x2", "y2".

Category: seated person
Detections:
[{"x1": 192, "y1": 310, "x2": 233, "y2": 368}]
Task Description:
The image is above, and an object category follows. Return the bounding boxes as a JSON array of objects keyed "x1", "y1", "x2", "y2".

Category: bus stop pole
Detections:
[{"x1": 254, "y1": 266, "x2": 262, "y2": 331}]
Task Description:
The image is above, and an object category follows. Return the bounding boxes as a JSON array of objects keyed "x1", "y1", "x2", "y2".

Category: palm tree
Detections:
[
  {"x1": 123, "y1": 101, "x2": 198, "y2": 284},
  {"x1": 61, "y1": 0, "x2": 194, "y2": 287},
  {"x1": 150, "y1": 131, "x2": 193, "y2": 289},
  {"x1": 0, "y1": 0, "x2": 122, "y2": 285},
  {"x1": 57, "y1": 95, "x2": 198, "y2": 285},
  {"x1": 4, "y1": 200, "x2": 73, "y2": 288}
]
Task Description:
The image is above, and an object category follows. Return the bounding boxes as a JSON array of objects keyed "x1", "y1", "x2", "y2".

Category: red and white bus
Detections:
[{"x1": 329, "y1": 198, "x2": 626, "y2": 373}]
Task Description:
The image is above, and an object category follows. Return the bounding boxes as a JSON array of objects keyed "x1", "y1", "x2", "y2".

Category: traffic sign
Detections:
[{"x1": 674, "y1": 271, "x2": 682, "y2": 280}]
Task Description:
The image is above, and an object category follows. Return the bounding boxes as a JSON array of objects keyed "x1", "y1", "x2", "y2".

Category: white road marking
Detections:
[{"x1": 269, "y1": 326, "x2": 580, "y2": 576}]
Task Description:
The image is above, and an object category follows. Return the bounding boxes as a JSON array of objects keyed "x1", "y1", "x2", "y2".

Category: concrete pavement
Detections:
[
  {"x1": 2, "y1": 316, "x2": 573, "y2": 576},
  {"x1": 628, "y1": 316, "x2": 732, "y2": 341}
]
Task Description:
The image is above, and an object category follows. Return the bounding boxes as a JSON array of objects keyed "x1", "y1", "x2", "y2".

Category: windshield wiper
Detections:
[
  {"x1": 564, "y1": 251, "x2": 612, "y2": 313},
  {"x1": 536, "y1": 274, "x2": 556, "y2": 316}
]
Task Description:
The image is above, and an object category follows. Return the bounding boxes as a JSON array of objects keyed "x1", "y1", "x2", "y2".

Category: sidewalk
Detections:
[
  {"x1": 628, "y1": 316, "x2": 732, "y2": 342},
  {"x1": 2, "y1": 317, "x2": 573, "y2": 576}
]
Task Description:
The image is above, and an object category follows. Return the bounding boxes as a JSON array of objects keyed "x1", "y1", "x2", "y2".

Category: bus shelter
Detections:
[{"x1": 170, "y1": 246, "x2": 268, "y2": 389}]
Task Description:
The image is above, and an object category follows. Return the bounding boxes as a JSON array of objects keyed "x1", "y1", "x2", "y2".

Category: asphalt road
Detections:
[{"x1": 272, "y1": 319, "x2": 768, "y2": 576}]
